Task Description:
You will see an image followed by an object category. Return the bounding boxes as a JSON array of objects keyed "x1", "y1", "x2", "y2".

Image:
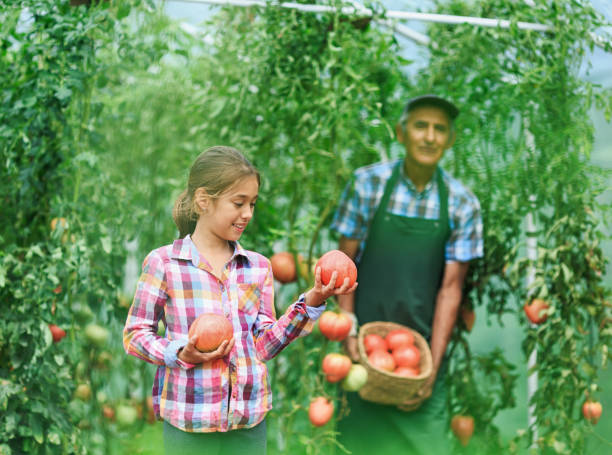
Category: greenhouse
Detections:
[{"x1": 1, "y1": 0, "x2": 611, "y2": 454}]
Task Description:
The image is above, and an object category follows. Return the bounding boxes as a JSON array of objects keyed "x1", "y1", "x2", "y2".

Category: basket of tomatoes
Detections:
[{"x1": 357, "y1": 321, "x2": 432, "y2": 409}]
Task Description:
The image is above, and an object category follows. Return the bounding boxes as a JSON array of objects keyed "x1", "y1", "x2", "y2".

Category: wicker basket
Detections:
[{"x1": 357, "y1": 321, "x2": 433, "y2": 409}]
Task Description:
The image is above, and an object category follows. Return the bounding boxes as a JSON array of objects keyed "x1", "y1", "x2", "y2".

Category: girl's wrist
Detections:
[{"x1": 304, "y1": 289, "x2": 325, "y2": 307}]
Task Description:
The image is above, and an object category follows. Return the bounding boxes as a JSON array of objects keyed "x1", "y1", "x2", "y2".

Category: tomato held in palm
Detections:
[
  {"x1": 392, "y1": 345, "x2": 420, "y2": 369},
  {"x1": 363, "y1": 333, "x2": 388, "y2": 354},
  {"x1": 393, "y1": 366, "x2": 420, "y2": 377},
  {"x1": 385, "y1": 329, "x2": 414, "y2": 351},
  {"x1": 322, "y1": 353, "x2": 352, "y2": 383},
  {"x1": 318, "y1": 311, "x2": 352, "y2": 341},
  {"x1": 270, "y1": 252, "x2": 297, "y2": 283},
  {"x1": 523, "y1": 298, "x2": 550, "y2": 324},
  {"x1": 451, "y1": 415, "x2": 474, "y2": 447},
  {"x1": 315, "y1": 250, "x2": 357, "y2": 289},
  {"x1": 582, "y1": 400, "x2": 602, "y2": 424},
  {"x1": 188, "y1": 313, "x2": 233, "y2": 352},
  {"x1": 367, "y1": 349, "x2": 396, "y2": 372},
  {"x1": 309, "y1": 397, "x2": 334, "y2": 427}
]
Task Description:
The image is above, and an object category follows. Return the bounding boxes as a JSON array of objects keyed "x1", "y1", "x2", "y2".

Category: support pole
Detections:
[
  {"x1": 526, "y1": 194, "x2": 538, "y2": 446},
  {"x1": 524, "y1": 118, "x2": 538, "y2": 447},
  {"x1": 171, "y1": 0, "x2": 611, "y2": 49}
]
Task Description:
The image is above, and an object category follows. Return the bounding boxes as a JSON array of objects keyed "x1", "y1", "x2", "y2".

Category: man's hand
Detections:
[
  {"x1": 342, "y1": 335, "x2": 360, "y2": 362},
  {"x1": 398, "y1": 373, "x2": 435, "y2": 411},
  {"x1": 178, "y1": 336, "x2": 235, "y2": 364}
]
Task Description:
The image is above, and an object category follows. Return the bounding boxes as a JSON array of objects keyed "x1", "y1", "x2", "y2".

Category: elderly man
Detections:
[{"x1": 333, "y1": 95, "x2": 483, "y2": 454}]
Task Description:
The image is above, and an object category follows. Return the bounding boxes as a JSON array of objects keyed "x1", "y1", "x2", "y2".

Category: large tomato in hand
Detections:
[
  {"x1": 385, "y1": 329, "x2": 414, "y2": 350},
  {"x1": 270, "y1": 252, "x2": 297, "y2": 283},
  {"x1": 322, "y1": 353, "x2": 352, "y2": 383},
  {"x1": 315, "y1": 250, "x2": 357, "y2": 289},
  {"x1": 582, "y1": 400, "x2": 602, "y2": 424},
  {"x1": 392, "y1": 344, "x2": 420, "y2": 369},
  {"x1": 451, "y1": 415, "x2": 474, "y2": 446},
  {"x1": 188, "y1": 313, "x2": 233, "y2": 352},
  {"x1": 309, "y1": 397, "x2": 334, "y2": 427},
  {"x1": 363, "y1": 333, "x2": 388, "y2": 354},
  {"x1": 367, "y1": 349, "x2": 395, "y2": 372},
  {"x1": 524, "y1": 298, "x2": 550, "y2": 324},
  {"x1": 318, "y1": 311, "x2": 352, "y2": 341}
]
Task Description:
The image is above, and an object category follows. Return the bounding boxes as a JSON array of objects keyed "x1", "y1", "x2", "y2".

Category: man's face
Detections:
[{"x1": 396, "y1": 105, "x2": 455, "y2": 171}]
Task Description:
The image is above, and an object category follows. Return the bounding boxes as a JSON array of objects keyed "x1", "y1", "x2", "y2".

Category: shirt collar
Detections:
[
  {"x1": 170, "y1": 235, "x2": 252, "y2": 267},
  {"x1": 400, "y1": 163, "x2": 439, "y2": 197}
]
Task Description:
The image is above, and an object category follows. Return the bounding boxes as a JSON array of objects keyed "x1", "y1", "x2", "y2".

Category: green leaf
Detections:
[
  {"x1": 29, "y1": 414, "x2": 43, "y2": 444},
  {"x1": 101, "y1": 236, "x2": 112, "y2": 254}
]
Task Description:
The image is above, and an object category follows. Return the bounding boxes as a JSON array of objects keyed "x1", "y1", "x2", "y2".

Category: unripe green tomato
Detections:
[
  {"x1": 341, "y1": 364, "x2": 368, "y2": 392},
  {"x1": 116, "y1": 404, "x2": 138, "y2": 427},
  {"x1": 96, "y1": 390, "x2": 108, "y2": 404},
  {"x1": 72, "y1": 302, "x2": 94, "y2": 323},
  {"x1": 84, "y1": 324, "x2": 110, "y2": 347},
  {"x1": 74, "y1": 383, "x2": 92, "y2": 401}
]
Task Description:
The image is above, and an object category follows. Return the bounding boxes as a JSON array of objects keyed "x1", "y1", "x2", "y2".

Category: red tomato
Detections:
[
  {"x1": 318, "y1": 311, "x2": 352, "y2": 341},
  {"x1": 188, "y1": 313, "x2": 233, "y2": 352},
  {"x1": 322, "y1": 353, "x2": 352, "y2": 383},
  {"x1": 385, "y1": 329, "x2": 414, "y2": 351},
  {"x1": 309, "y1": 397, "x2": 334, "y2": 427},
  {"x1": 48, "y1": 324, "x2": 66, "y2": 343},
  {"x1": 460, "y1": 306, "x2": 475, "y2": 332},
  {"x1": 315, "y1": 250, "x2": 357, "y2": 289},
  {"x1": 270, "y1": 252, "x2": 297, "y2": 283},
  {"x1": 523, "y1": 298, "x2": 550, "y2": 324},
  {"x1": 451, "y1": 415, "x2": 474, "y2": 447},
  {"x1": 392, "y1": 344, "x2": 420, "y2": 369},
  {"x1": 363, "y1": 333, "x2": 388, "y2": 354},
  {"x1": 393, "y1": 366, "x2": 420, "y2": 377},
  {"x1": 367, "y1": 349, "x2": 396, "y2": 372},
  {"x1": 582, "y1": 400, "x2": 602, "y2": 424}
]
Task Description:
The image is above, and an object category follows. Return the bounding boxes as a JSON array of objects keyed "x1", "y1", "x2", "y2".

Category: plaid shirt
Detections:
[
  {"x1": 124, "y1": 236, "x2": 322, "y2": 432},
  {"x1": 331, "y1": 160, "x2": 484, "y2": 262}
]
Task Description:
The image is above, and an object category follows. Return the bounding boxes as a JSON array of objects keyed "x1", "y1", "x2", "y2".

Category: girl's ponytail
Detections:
[{"x1": 173, "y1": 189, "x2": 197, "y2": 239}]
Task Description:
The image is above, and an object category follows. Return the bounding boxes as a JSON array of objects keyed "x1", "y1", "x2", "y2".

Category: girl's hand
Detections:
[
  {"x1": 178, "y1": 336, "x2": 235, "y2": 364},
  {"x1": 304, "y1": 266, "x2": 358, "y2": 307}
]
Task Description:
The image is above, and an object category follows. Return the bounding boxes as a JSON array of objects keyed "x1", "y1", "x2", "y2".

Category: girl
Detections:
[{"x1": 123, "y1": 146, "x2": 356, "y2": 455}]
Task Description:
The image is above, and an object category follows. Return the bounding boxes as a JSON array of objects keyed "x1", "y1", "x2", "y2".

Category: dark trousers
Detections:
[{"x1": 163, "y1": 419, "x2": 266, "y2": 455}]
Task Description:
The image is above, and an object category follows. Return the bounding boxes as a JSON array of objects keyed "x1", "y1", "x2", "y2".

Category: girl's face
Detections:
[{"x1": 203, "y1": 175, "x2": 259, "y2": 243}]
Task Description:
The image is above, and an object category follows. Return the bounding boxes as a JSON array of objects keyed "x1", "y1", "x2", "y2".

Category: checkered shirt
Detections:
[
  {"x1": 124, "y1": 236, "x2": 320, "y2": 432},
  {"x1": 331, "y1": 159, "x2": 484, "y2": 262}
]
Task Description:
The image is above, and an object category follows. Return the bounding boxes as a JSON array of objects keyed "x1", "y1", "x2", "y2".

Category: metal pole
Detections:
[
  {"x1": 170, "y1": 0, "x2": 611, "y2": 49},
  {"x1": 524, "y1": 119, "x2": 538, "y2": 447}
]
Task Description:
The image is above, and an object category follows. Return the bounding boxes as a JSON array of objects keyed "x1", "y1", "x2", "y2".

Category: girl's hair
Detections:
[{"x1": 173, "y1": 146, "x2": 260, "y2": 238}]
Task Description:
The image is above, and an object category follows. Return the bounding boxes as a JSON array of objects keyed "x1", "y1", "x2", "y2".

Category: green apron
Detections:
[{"x1": 337, "y1": 162, "x2": 451, "y2": 455}]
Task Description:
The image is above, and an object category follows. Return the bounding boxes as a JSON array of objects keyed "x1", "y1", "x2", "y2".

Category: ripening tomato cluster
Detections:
[
  {"x1": 364, "y1": 329, "x2": 421, "y2": 377},
  {"x1": 271, "y1": 249, "x2": 361, "y2": 428}
]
